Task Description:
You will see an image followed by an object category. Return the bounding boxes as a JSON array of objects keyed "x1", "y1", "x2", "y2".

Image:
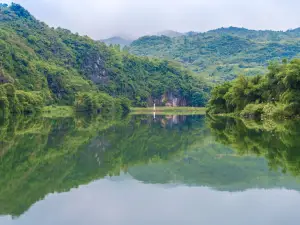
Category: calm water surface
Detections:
[{"x1": 1, "y1": 114, "x2": 300, "y2": 225}]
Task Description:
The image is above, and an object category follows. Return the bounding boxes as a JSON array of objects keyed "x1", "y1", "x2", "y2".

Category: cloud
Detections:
[{"x1": 2, "y1": 0, "x2": 300, "y2": 39}]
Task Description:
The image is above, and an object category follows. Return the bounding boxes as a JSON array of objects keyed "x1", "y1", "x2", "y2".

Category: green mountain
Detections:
[
  {"x1": 129, "y1": 26, "x2": 300, "y2": 83},
  {"x1": 0, "y1": 3, "x2": 209, "y2": 114},
  {"x1": 101, "y1": 36, "x2": 133, "y2": 47},
  {"x1": 156, "y1": 30, "x2": 183, "y2": 38}
]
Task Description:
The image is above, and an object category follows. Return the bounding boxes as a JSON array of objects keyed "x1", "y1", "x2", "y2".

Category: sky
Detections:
[{"x1": 2, "y1": 0, "x2": 300, "y2": 39}]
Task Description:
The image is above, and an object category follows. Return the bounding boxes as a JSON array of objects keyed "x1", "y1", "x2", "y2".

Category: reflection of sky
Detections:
[{"x1": 1, "y1": 175, "x2": 300, "y2": 225}]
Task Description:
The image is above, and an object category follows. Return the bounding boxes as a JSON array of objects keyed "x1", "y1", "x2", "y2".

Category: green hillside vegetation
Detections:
[
  {"x1": 129, "y1": 27, "x2": 300, "y2": 83},
  {"x1": 207, "y1": 59, "x2": 300, "y2": 119},
  {"x1": 0, "y1": 83, "x2": 43, "y2": 116},
  {"x1": 0, "y1": 3, "x2": 209, "y2": 116}
]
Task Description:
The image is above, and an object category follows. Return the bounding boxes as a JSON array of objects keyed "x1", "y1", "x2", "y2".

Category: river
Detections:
[{"x1": 1, "y1": 114, "x2": 300, "y2": 225}]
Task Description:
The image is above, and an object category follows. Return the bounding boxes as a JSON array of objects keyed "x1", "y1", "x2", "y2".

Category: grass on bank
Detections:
[
  {"x1": 41, "y1": 106, "x2": 207, "y2": 118},
  {"x1": 130, "y1": 107, "x2": 206, "y2": 115}
]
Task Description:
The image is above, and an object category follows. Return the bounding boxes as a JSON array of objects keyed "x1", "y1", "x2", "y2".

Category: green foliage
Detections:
[
  {"x1": 208, "y1": 59, "x2": 300, "y2": 118},
  {"x1": 129, "y1": 27, "x2": 300, "y2": 83},
  {"x1": 74, "y1": 92, "x2": 131, "y2": 114},
  {"x1": 0, "y1": 4, "x2": 209, "y2": 109},
  {"x1": 0, "y1": 83, "x2": 43, "y2": 115},
  {"x1": 15, "y1": 90, "x2": 43, "y2": 113},
  {"x1": 240, "y1": 104, "x2": 265, "y2": 118}
]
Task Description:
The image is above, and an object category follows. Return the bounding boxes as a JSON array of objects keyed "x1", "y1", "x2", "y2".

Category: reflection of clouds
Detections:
[{"x1": 3, "y1": 176, "x2": 300, "y2": 225}]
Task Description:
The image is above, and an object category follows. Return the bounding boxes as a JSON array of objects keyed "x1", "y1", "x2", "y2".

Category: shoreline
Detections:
[{"x1": 130, "y1": 107, "x2": 206, "y2": 115}]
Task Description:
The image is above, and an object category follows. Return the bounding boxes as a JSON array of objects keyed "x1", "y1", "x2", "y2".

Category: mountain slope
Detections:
[
  {"x1": 101, "y1": 36, "x2": 133, "y2": 47},
  {"x1": 0, "y1": 3, "x2": 210, "y2": 111},
  {"x1": 129, "y1": 26, "x2": 300, "y2": 83},
  {"x1": 156, "y1": 30, "x2": 183, "y2": 37}
]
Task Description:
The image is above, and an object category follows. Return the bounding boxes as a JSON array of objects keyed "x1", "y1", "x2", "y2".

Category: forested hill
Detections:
[
  {"x1": 129, "y1": 27, "x2": 300, "y2": 83},
  {"x1": 207, "y1": 59, "x2": 300, "y2": 119},
  {"x1": 101, "y1": 36, "x2": 133, "y2": 47},
  {"x1": 0, "y1": 3, "x2": 210, "y2": 114}
]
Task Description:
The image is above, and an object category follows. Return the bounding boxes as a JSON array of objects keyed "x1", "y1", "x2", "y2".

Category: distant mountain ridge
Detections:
[
  {"x1": 129, "y1": 26, "x2": 300, "y2": 83},
  {"x1": 101, "y1": 30, "x2": 183, "y2": 47},
  {"x1": 156, "y1": 30, "x2": 183, "y2": 37},
  {"x1": 101, "y1": 36, "x2": 133, "y2": 47}
]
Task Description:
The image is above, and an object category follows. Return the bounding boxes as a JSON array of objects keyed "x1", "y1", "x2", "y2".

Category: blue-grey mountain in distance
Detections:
[
  {"x1": 100, "y1": 36, "x2": 133, "y2": 47},
  {"x1": 101, "y1": 30, "x2": 184, "y2": 46},
  {"x1": 101, "y1": 26, "x2": 300, "y2": 47},
  {"x1": 156, "y1": 30, "x2": 184, "y2": 37}
]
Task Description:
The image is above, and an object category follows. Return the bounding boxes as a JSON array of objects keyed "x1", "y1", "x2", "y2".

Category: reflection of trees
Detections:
[
  {"x1": 207, "y1": 116, "x2": 300, "y2": 176},
  {"x1": 0, "y1": 114, "x2": 206, "y2": 217}
]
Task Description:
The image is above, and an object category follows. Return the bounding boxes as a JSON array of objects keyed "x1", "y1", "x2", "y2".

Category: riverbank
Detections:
[
  {"x1": 41, "y1": 106, "x2": 207, "y2": 118},
  {"x1": 130, "y1": 107, "x2": 206, "y2": 115}
]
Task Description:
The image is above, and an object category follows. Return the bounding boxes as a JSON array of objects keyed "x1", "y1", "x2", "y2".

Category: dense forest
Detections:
[
  {"x1": 0, "y1": 3, "x2": 210, "y2": 116},
  {"x1": 129, "y1": 27, "x2": 300, "y2": 83},
  {"x1": 207, "y1": 59, "x2": 300, "y2": 118}
]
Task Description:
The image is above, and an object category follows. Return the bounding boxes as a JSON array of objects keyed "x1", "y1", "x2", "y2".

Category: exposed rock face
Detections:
[
  {"x1": 148, "y1": 92, "x2": 187, "y2": 107},
  {"x1": 80, "y1": 51, "x2": 109, "y2": 85},
  {"x1": 78, "y1": 51, "x2": 189, "y2": 106},
  {"x1": 0, "y1": 71, "x2": 12, "y2": 84}
]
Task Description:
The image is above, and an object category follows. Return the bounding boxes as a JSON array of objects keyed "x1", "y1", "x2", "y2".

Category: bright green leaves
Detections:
[{"x1": 208, "y1": 59, "x2": 300, "y2": 119}]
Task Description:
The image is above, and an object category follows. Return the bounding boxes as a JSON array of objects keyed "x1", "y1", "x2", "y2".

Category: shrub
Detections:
[
  {"x1": 262, "y1": 103, "x2": 293, "y2": 119},
  {"x1": 74, "y1": 92, "x2": 131, "y2": 114},
  {"x1": 240, "y1": 104, "x2": 264, "y2": 119},
  {"x1": 0, "y1": 84, "x2": 44, "y2": 115}
]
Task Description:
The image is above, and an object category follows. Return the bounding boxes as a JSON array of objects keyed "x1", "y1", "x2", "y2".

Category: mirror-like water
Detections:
[{"x1": 1, "y1": 114, "x2": 300, "y2": 225}]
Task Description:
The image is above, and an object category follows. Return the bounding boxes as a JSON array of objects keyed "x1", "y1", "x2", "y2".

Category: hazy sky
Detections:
[{"x1": 2, "y1": 0, "x2": 300, "y2": 39}]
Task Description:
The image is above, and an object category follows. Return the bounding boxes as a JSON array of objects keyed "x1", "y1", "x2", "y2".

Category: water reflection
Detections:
[
  {"x1": 0, "y1": 114, "x2": 206, "y2": 217},
  {"x1": 2, "y1": 178, "x2": 300, "y2": 225},
  {"x1": 1, "y1": 114, "x2": 300, "y2": 224},
  {"x1": 207, "y1": 116, "x2": 300, "y2": 176}
]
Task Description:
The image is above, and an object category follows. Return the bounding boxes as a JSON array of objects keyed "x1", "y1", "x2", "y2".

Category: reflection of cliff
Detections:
[
  {"x1": 148, "y1": 92, "x2": 187, "y2": 106},
  {"x1": 155, "y1": 115, "x2": 187, "y2": 127},
  {"x1": 0, "y1": 114, "x2": 207, "y2": 217}
]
